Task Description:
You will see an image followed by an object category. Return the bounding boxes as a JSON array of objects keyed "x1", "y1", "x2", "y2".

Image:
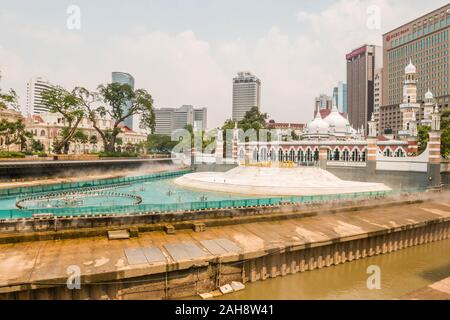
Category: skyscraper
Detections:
[
  {"x1": 346, "y1": 44, "x2": 382, "y2": 132},
  {"x1": 373, "y1": 69, "x2": 383, "y2": 127},
  {"x1": 378, "y1": 4, "x2": 450, "y2": 137},
  {"x1": 194, "y1": 107, "x2": 207, "y2": 131},
  {"x1": 315, "y1": 94, "x2": 332, "y2": 111},
  {"x1": 382, "y1": 4, "x2": 450, "y2": 108},
  {"x1": 332, "y1": 81, "x2": 347, "y2": 113},
  {"x1": 112, "y1": 72, "x2": 135, "y2": 130},
  {"x1": 232, "y1": 72, "x2": 261, "y2": 121},
  {"x1": 154, "y1": 105, "x2": 208, "y2": 135},
  {"x1": 26, "y1": 77, "x2": 54, "y2": 115}
]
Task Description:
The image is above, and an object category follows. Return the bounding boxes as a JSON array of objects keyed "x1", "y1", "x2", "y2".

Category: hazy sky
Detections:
[{"x1": 0, "y1": 0, "x2": 448, "y2": 127}]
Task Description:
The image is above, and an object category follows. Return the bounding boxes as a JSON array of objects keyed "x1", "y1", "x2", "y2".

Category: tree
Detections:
[
  {"x1": 31, "y1": 139, "x2": 45, "y2": 152},
  {"x1": 238, "y1": 107, "x2": 268, "y2": 132},
  {"x1": 441, "y1": 109, "x2": 450, "y2": 158},
  {"x1": 89, "y1": 135, "x2": 98, "y2": 146},
  {"x1": 0, "y1": 119, "x2": 31, "y2": 152},
  {"x1": 0, "y1": 120, "x2": 14, "y2": 151},
  {"x1": 92, "y1": 83, "x2": 155, "y2": 152},
  {"x1": 146, "y1": 134, "x2": 178, "y2": 153},
  {"x1": 417, "y1": 110, "x2": 450, "y2": 158},
  {"x1": 13, "y1": 120, "x2": 33, "y2": 152},
  {"x1": 0, "y1": 89, "x2": 19, "y2": 111},
  {"x1": 41, "y1": 86, "x2": 85, "y2": 154},
  {"x1": 0, "y1": 74, "x2": 20, "y2": 111},
  {"x1": 418, "y1": 125, "x2": 430, "y2": 155}
]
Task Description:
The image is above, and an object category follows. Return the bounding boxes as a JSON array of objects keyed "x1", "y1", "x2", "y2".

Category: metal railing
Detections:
[
  {"x1": 0, "y1": 170, "x2": 191, "y2": 198},
  {"x1": 0, "y1": 188, "x2": 424, "y2": 220}
]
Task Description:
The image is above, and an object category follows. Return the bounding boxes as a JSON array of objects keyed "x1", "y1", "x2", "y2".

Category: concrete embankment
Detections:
[{"x1": 0, "y1": 197, "x2": 449, "y2": 300}]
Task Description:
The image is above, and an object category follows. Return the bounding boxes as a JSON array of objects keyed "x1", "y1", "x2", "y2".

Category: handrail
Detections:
[
  {"x1": 0, "y1": 187, "x2": 427, "y2": 220},
  {"x1": 0, "y1": 170, "x2": 191, "y2": 198}
]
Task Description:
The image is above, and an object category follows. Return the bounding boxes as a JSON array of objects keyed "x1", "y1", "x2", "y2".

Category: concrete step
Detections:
[{"x1": 108, "y1": 230, "x2": 130, "y2": 240}]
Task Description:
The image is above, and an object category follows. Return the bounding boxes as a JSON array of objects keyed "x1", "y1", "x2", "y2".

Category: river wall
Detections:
[{"x1": 0, "y1": 209, "x2": 449, "y2": 300}]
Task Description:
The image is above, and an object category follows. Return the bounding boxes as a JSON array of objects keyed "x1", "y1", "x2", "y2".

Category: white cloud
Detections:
[{"x1": 0, "y1": 0, "x2": 448, "y2": 127}]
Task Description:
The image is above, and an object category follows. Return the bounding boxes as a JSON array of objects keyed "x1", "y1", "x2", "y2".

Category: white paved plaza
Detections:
[{"x1": 175, "y1": 166, "x2": 391, "y2": 196}]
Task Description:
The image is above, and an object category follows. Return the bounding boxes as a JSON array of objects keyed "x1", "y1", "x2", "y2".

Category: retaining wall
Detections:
[{"x1": 1, "y1": 217, "x2": 448, "y2": 300}]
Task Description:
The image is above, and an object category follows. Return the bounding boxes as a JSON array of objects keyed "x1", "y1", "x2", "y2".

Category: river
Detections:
[{"x1": 213, "y1": 238, "x2": 450, "y2": 300}]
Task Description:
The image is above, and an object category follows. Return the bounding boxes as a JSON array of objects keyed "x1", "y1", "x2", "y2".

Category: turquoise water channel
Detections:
[{"x1": 0, "y1": 170, "x2": 393, "y2": 219}]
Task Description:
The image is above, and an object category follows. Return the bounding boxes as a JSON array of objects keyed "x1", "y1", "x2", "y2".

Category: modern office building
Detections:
[
  {"x1": 315, "y1": 94, "x2": 333, "y2": 112},
  {"x1": 26, "y1": 77, "x2": 54, "y2": 115},
  {"x1": 232, "y1": 72, "x2": 261, "y2": 121},
  {"x1": 346, "y1": 44, "x2": 382, "y2": 132},
  {"x1": 382, "y1": 4, "x2": 450, "y2": 107},
  {"x1": 154, "y1": 105, "x2": 207, "y2": 135},
  {"x1": 374, "y1": 69, "x2": 383, "y2": 126},
  {"x1": 173, "y1": 105, "x2": 195, "y2": 131},
  {"x1": 379, "y1": 4, "x2": 450, "y2": 136},
  {"x1": 112, "y1": 72, "x2": 135, "y2": 130},
  {"x1": 194, "y1": 107, "x2": 208, "y2": 131},
  {"x1": 153, "y1": 108, "x2": 175, "y2": 135},
  {"x1": 332, "y1": 82, "x2": 347, "y2": 114}
]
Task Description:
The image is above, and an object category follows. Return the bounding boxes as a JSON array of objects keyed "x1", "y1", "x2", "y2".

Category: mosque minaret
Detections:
[{"x1": 399, "y1": 60, "x2": 420, "y2": 139}]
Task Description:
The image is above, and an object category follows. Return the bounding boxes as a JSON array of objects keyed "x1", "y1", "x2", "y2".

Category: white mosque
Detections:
[{"x1": 175, "y1": 61, "x2": 442, "y2": 196}]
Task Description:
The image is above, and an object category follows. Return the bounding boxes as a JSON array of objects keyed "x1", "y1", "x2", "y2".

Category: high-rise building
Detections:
[
  {"x1": 112, "y1": 72, "x2": 135, "y2": 130},
  {"x1": 173, "y1": 105, "x2": 195, "y2": 131},
  {"x1": 379, "y1": 4, "x2": 450, "y2": 136},
  {"x1": 26, "y1": 77, "x2": 54, "y2": 115},
  {"x1": 154, "y1": 105, "x2": 207, "y2": 135},
  {"x1": 154, "y1": 108, "x2": 175, "y2": 135},
  {"x1": 194, "y1": 107, "x2": 207, "y2": 131},
  {"x1": 346, "y1": 44, "x2": 382, "y2": 132},
  {"x1": 315, "y1": 94, "x2": 332, "y2": 111},
  {"x1": 374, "y1": 69, "x2": 383, "y2": 126},
  {"x1": 232, "y1": 72, "x2": 261, "y2": 121},
  {"x1": 382, "y1": 4, "x2": 450, "y2": 108},
  {"x1": 332, "y1": 82, "x2": 347, "y2": 114}
]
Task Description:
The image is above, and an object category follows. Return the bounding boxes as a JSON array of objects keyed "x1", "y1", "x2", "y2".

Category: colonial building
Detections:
[{"x1": 26, "y1": 112, "x2": 147, "y2": 154}]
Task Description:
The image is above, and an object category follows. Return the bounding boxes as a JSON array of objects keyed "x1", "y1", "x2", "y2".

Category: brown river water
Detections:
[{"x1": 208, "y1": 238, "x2": 450, "y2": 300}]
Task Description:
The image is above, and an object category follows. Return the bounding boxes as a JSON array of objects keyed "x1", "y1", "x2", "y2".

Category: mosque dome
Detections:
[
  {"x1": 405, "y1": 60, "x2": 416, "y2": 74},
  {"x1": 307, "y1": 111, "x2": 330, "y2": 134},
  {"x1": 424, "y1": 89, "x2": 434, "y2": 100},
  {"x1": 323, "y1": 105, "x2": 350, "y2": 133}
]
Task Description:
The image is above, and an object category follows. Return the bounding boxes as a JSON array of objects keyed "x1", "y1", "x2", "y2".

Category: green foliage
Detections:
[
  {"x1": 417, "y1": 125, "x2": 431, "y2": 155},
  {"x1": 0, "y1": 151, "x2": 25, "y2": 158},
  {"x1": 89, "y1": 135, "x2": 98, "y2": 145},
  {"x1": 34, "y1": 151, "x2": 48, "y2": 157},
  {"x1": 291, "y1": 130, "x2": 301, "y2": 141},
  {"x1": 98, "y1": 151, "x2": 138, "y2": 158},
  {"x1": 0, "y1": 119, "x2": 33, "y2": 151},
  {"x1": 238, "y1": 107, "x2": 268, "y2": 132},
  {"x1": 417, "y1": 110, "x2": 450, "y2": 158},
  {"x1": 41, "y1": 86, "x2": 85, "y2": 154},
  {"x1": 146, "y1": 134, "x2": 178, "y2": 153},
  {"x1": 31, "y1": 139, "x2": 44, "y2": 152},
  {"x1": 221, "y1": 107, "x2": 270, "y2": 144},
  {"x1": 441, "y1": 109, "x2": 450, "y2": 158},
  {"x1": 93, "y1": 83, "x2": 155, "y2": 152},
  {"x1": 0, "y1": 89, "x2": 19, "y2": 111}
]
